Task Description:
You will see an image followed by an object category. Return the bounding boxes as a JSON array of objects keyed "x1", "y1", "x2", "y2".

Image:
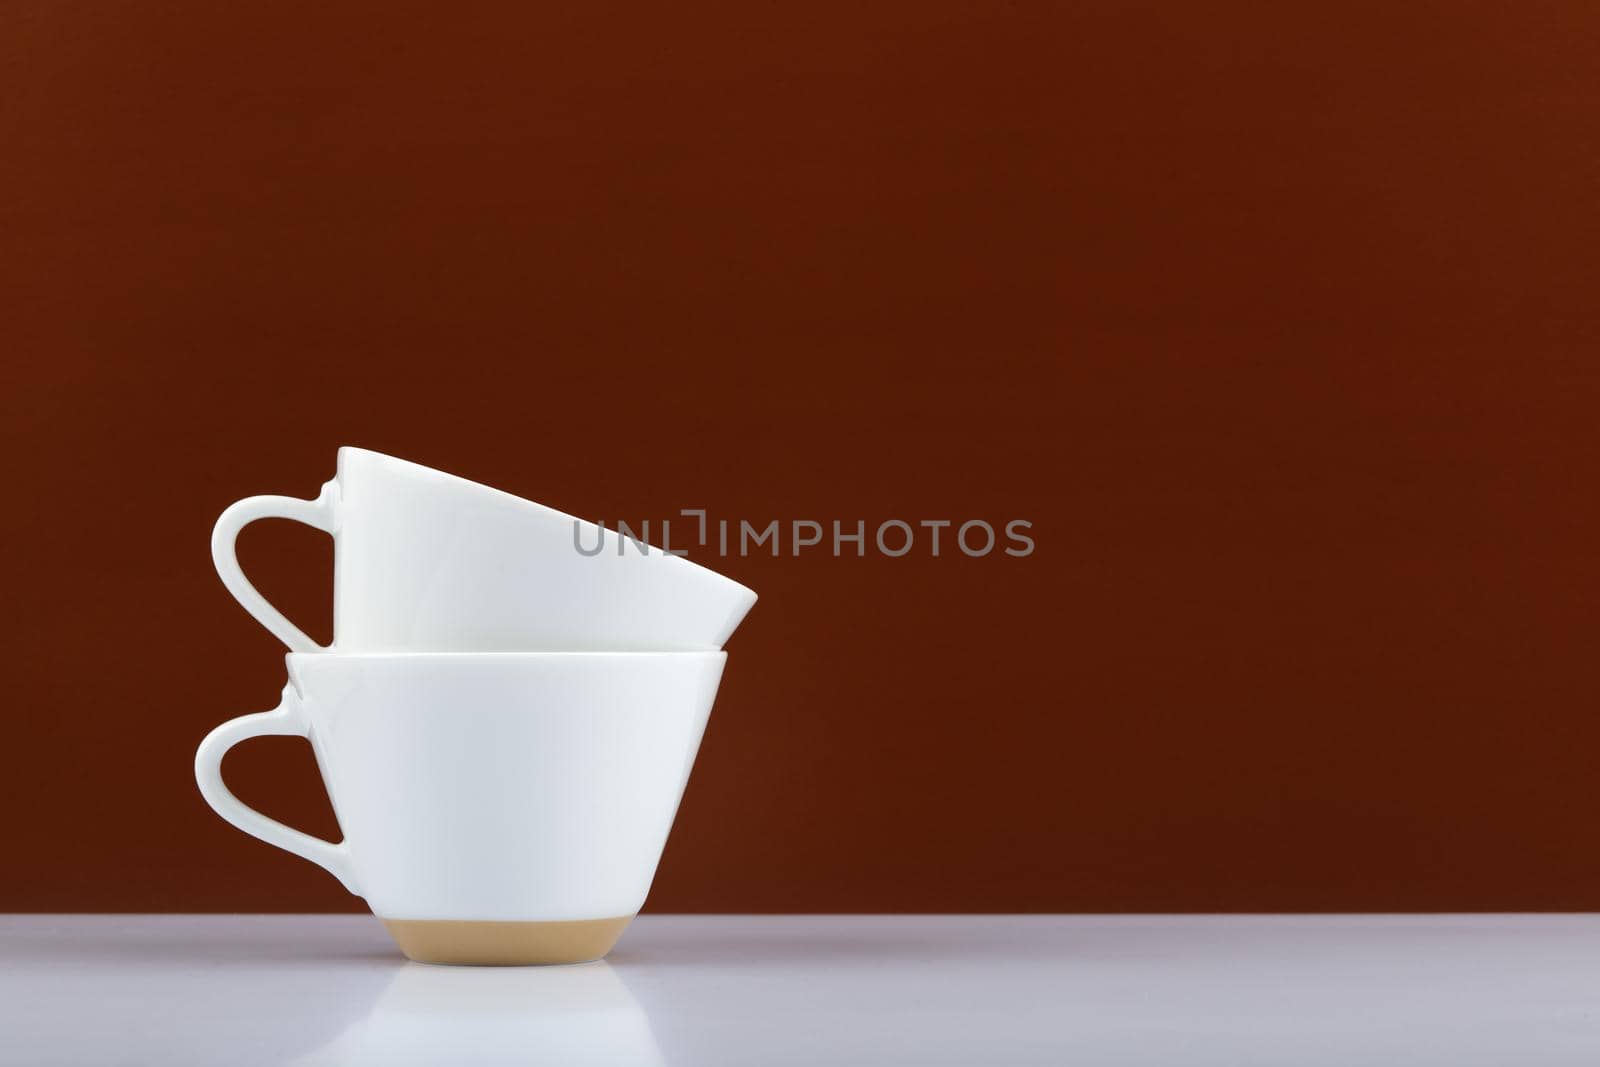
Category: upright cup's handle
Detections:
[
  {"x1": 194, "y1": 684, "x2": 359, "y2": 895},
  {"x1": 211, "y1": 481, "x2": 340, "y2": 652}
]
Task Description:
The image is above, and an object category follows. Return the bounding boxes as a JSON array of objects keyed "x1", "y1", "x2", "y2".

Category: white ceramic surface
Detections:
[
  {"x1": 211, "y1": 447, "x2": 756, "y2": 652},
  {"x1": 194, "y1": 652, "x2": 725, "y2": 922}
]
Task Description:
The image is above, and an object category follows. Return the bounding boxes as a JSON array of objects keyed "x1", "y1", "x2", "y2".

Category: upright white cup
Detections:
[
  {"x1": 195, "y1": 652, "x2": 725, "y2": 965},
  {"x1": 212, "y1": 447, "x2": 756, "y2": 652}
]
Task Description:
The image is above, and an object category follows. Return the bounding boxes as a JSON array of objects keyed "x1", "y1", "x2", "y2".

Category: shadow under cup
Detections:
[{"x1": 195, "y1": 652, "x2": 727, "y2": 965}]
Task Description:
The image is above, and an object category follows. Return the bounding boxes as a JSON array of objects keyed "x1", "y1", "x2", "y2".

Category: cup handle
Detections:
[
  {"x1": 211, "y1": 480, "x2": 340, "y2": 652},
  {"x1": 194, "y1": 684, "x2": 360, "y2": 895}
]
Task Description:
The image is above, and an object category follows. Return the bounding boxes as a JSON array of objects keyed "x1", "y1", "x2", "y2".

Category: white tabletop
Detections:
[{"x1": 2, "y1": 914, "x2": 1596, "y2": 1065}]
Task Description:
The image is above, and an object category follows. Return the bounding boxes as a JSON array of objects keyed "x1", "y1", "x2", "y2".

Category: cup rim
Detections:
[{"x1": 286, "y1": 650, "x2": 729, "y2": 662}]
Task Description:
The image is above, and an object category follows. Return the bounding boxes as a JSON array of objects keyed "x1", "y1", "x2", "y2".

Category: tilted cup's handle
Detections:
[
  {"x1": 194, "y1": 684, "x2": 359, "y2": 895},
  {"x1": 211, "y1": 480, "x2": 341, "y2": 652}
]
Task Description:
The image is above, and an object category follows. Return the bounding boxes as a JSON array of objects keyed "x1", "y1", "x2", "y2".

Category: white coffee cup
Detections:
[
  {"x1": 194, "y1": 652, "x2": 725, "y2": 965},
  {"x1": 212, "y1": 447, "x2": 756, "y2": 652}
]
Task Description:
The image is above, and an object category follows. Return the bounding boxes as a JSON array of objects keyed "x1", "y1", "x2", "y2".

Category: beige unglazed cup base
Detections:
[{"x1": 381, "y1": 916, "x2": 634, "y2": 966}]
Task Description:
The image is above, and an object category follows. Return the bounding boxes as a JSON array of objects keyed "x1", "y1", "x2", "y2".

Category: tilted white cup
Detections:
[
  {"x1": 195, "y1": 652, "x2": 725, "y2": 965},
  {"x1": 212, "y1": 447, "x2": 756, "y2": 652}
]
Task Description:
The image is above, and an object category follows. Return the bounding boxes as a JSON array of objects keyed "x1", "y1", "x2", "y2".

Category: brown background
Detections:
[{"x1": 3, "y1": 2, "x2": 1598, "y2": 913}]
